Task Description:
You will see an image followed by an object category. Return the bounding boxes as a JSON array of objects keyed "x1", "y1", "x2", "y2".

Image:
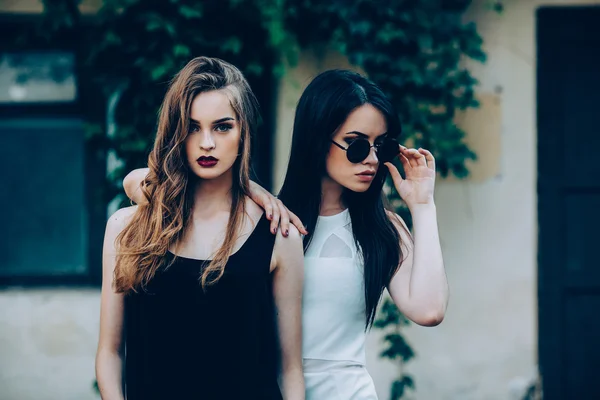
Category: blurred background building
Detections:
[{"x1": 0, "y1": 0, "x2": 599, "y2": 399}]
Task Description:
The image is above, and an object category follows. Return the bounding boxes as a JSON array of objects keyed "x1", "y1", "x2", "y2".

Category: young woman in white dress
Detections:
[
  {"x1": 124, "y1": 68, "x2": 448, "y2": 399},
  {"x1": 274, "y1": 69, "x2": 448, "y2": 399}
]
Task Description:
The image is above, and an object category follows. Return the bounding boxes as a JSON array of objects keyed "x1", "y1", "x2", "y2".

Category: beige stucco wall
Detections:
[{"x1": 0, "y1": 289, "x2": 100, "y2": 400}]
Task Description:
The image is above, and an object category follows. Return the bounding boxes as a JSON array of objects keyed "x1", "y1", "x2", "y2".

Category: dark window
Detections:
[{"x1": 0, "y1": 50, "x2": 93, "y2": 286}]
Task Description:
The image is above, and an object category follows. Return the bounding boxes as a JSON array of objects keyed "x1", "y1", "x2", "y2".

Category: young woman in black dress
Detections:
[{"x1": 95, "y1": 56, "x2": 305, "y2": 400}]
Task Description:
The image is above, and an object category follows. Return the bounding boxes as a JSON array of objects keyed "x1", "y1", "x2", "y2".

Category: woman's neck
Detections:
[
  {"x1": 320, "y1": 176, "x2": 346, "y2": 216},
  {"x1": 192, "y1": 170, "x2": 234, "y2": 219}
]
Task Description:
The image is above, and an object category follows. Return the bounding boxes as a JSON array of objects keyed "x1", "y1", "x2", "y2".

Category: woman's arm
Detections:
[
  {"x1": 271, "y1": 226, "x2": 305, "y2": 400},
  {"x1": 123, "y1": 168, "x2": 150, "y2": 205},
  {"x1": 123, "y1": 169, "x2": 308, "y2": 236},
  {"x1": 385, "y1": 147, "x2": 449, "y2": 326},
  {"x1": 387, "y1": 208, "x2": 448, "y2": 326},
  {"x1": 95, "y1": 206, "x2": 136, "y2": 399}
]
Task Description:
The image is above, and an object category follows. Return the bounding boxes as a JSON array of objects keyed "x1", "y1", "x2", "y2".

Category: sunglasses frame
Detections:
[{"x1": 330, "y1": 137, "x2": 399, "y2": 164}]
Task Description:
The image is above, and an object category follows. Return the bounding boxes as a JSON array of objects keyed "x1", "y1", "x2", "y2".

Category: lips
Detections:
[
  {"x1": 197, "y1": 156, "x2": 218, "y2": 168},
  {"x1": 356, "y1": 170, "x2": 376, "y2": 182},
  {"x1": 356, "y1": 170, "x2": 376, "y2": 176}
]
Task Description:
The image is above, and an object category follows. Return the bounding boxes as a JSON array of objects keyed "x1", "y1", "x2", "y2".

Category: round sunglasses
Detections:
[{"x1": 331, "y1": 137, "x2": 399, "y2": 164}]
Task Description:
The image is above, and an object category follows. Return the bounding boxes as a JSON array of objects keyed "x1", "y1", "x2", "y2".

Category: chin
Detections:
[
  {"x1": 189, "y1": 167, "x2": 226, "y2": 180},
  {"x1": 343, "y1": 181, "x2": 372, "y2": 193}
]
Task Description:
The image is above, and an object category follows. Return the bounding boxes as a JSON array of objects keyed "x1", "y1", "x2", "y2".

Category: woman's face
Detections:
[
  {"x1": 325, "y1": 104, "x2": 388, "y2": 193},
  {"x1": 185, "y1": 90, "x2": 241, "y2": 181}
]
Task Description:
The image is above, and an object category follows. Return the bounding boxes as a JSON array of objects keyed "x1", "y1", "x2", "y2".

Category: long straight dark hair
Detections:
[{"x1": 278, "y1": 69, "x2": 405, "y2": 329}]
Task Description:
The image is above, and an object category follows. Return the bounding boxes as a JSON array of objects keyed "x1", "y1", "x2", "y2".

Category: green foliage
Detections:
[
  {"x1": 285, "y1": 0, "x2": 483, "y2": 180},
  {"x1": 374, "y1": 296, "x2": 416, "y2": 399},
  {"x1": 32, "y1": 1, "x2": 487, "y2": 398}
]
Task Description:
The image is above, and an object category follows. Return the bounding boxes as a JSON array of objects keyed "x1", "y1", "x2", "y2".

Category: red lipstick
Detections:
[{"x1": 197, "y1": 156, "x2": 218, "y2": 168}]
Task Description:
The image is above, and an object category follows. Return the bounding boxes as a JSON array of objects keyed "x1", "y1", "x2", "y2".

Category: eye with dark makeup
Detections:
[{"x1": 215, "y1": 123, "x2": 233, "y2": 132}]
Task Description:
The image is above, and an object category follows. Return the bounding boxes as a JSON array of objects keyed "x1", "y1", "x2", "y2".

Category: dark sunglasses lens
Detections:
[
  {"x1": 346, "y1": 139, "x2": 370, "y2": 163},
  {"x1": 378, "y1": 138, "x2": 400, "y2": 163}
]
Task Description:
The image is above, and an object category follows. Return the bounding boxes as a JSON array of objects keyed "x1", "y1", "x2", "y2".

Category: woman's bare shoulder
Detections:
[
  {"x1": 245, "y1": 196, "x2": 265, "y2": 226},
  {"x1": 106, "y1": 206, "x2": 138, "y2": 232}
]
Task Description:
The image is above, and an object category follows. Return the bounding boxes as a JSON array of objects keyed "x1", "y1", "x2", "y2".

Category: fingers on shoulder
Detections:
[{"x1": 284, "y1": 224, "x2": 301, "y2": 239}]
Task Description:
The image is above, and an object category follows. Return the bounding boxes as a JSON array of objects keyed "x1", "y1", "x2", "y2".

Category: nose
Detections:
[
  {"x1": 363, "y1": 145, "x2": 379, "y2": 164},
  {"x1": 199, "y1": 130, "x2": 215, "y2": 151}
]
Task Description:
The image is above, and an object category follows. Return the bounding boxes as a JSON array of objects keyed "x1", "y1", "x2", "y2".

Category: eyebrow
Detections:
[
  {"x1": 190, "y1": 117, "x2": 235, "y2": 125},
  {"x1": 344, "y1": 130, "x2": 388, "y2": 138}
]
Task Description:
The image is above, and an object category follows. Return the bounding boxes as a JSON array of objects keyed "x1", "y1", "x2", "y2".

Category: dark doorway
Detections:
[{"x1": 537, "y1": 6, "x2": 600, "y2": 399}]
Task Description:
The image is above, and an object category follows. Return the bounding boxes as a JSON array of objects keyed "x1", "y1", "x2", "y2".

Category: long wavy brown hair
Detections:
[{"x1": 114, "y1": 56, "x2": 259, "y2": 293}]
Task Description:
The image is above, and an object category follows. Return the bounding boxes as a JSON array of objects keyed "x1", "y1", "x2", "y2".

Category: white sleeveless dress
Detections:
[{"x1": 302, "y1": 209, "x2": 378, "y2": 399}]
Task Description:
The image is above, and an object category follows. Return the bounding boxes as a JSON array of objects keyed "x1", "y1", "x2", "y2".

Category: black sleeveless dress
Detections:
[{"x1": 124, "y1": 215, "x2": 282, "y2": 399}]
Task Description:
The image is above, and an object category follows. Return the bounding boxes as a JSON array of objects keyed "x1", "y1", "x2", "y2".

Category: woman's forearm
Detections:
[
  {"x1": 95, "y1": 349, "x2": 125, "y2": 400},
  {"x1": 388, "y1": 203, "x2": 449, "y2": 326},
  {"x1": 407, "y1": 203, "x2": 448, "y2": 320},
  {"x1": 281, "y1": 366, "x2": 305, "y2": 400}
]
